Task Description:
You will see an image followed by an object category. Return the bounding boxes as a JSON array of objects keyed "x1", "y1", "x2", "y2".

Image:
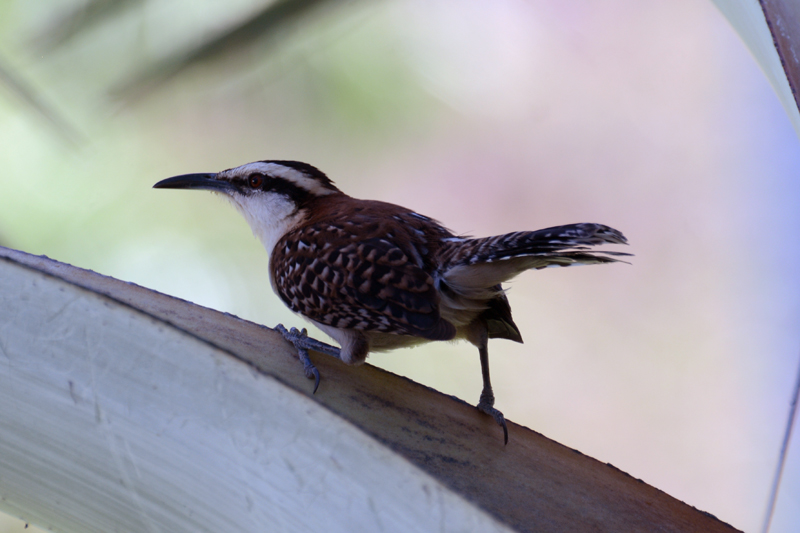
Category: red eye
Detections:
[{"x1": 248, "y1": 173, "x2": 264, "y2": 189}]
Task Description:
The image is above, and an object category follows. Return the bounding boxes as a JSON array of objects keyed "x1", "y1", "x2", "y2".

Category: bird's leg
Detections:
[
  {"x1": 275, "y1": 324, "x2": 341, "y2": 394},
  {"x1": 474, "y1": 327, "x2": 509, "y2": 445}
]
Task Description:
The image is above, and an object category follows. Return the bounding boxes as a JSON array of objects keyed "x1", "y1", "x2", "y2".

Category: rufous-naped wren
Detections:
[{"x1": 155, "y1": 160, "x2": 629, "y2": 443}]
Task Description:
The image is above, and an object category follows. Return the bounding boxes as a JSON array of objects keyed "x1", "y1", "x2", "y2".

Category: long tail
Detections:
[
  {"x1": 444, "y1": 223, "x2": 629, "y2": 268},
  {"x1": 438, "y1": 223, "x2": 629, "y2": 298},
  {"x1": 435, "y1": 223, "x2": 629, "y2": 341}
]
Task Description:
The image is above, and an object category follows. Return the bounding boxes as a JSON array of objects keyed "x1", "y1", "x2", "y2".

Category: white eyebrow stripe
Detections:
[{"x1": 230, "y1": 162, "x2": 337, "y2": 196}]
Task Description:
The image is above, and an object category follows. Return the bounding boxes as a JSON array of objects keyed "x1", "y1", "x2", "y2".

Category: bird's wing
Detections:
[{"x1": 271, "y1": 222, "x2": 456, "y2": 341}]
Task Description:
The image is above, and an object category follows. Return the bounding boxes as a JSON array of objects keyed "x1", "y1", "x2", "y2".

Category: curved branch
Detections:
[{"x1": 0, "y1": 247, "x2": 739, "y2": 532}]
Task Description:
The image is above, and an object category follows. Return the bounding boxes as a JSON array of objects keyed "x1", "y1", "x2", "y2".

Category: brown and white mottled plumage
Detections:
[{"x1": 154, "y1": 160, "x2": 629, "y2": 443}]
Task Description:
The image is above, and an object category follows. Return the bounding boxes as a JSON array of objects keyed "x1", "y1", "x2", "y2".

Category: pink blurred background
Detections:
[{"x1": 1, "y1": 1, "x2": 799, "y2": 531}]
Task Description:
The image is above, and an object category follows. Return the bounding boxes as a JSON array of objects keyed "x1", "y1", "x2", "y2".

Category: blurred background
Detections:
[{"x1": 1, "y1": 0, "x2": 799, "y2": 531}]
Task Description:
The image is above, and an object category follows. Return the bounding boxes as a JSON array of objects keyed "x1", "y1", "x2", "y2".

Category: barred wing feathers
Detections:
[{"x1": 271, "y1": 221, "x2": 456, "y2": 341}]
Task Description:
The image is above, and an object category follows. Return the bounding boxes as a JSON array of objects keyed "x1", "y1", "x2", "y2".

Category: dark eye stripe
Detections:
[
  {"x1": 233, "y1": 172, "x2": 316, "y2": 208},
  {"x1": 261, "y1": 176, "x2": 313, "y2": 207}
]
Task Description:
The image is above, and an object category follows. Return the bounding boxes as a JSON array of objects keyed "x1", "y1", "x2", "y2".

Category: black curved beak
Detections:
[{"x1": 153, "y1": 173, "x2": 236, "y2": 193}]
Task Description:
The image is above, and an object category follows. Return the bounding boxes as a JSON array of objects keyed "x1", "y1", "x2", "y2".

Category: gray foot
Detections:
[
  {"x1": 477, "y1": 390, "x2": 508, "y2": 445},
  {"x1": 275, "y1": 324, "x2": 340, "y2": 394}
]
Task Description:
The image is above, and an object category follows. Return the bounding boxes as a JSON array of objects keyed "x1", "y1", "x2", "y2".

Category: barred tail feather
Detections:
[
  {"x1": 440, "y1": 223, "x2": 630, "y2": 298},
  {"x1": 455, "y1": 223, "x2": 629, "y2": 266}
]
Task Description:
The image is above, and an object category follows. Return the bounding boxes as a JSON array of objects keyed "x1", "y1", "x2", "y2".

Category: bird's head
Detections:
[{"x1": 154, "y1": 160, "x2": 341, "y2": 253}]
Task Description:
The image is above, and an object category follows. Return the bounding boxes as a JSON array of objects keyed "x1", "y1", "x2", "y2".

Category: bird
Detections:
[{"x1": 154, "y1": 160, "x2": 629, "y2": 444}]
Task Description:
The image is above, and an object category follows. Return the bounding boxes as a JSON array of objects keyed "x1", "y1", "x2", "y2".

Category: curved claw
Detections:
[
  {"x1": 276, "y1": 324, "x2": 342, "y2": 395},
  {"x1": 305, "y1": 361, "x2": 321, "y2": 394},
  {"x1": 478, "y1": 401, "x2": 509, "y2": 445},
  {"x1": 296, "y1": 346, "x2": 321, "y2": 394}
]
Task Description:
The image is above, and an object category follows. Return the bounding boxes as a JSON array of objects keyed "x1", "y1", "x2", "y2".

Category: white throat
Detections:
[{"x1": 225, "y1": 192, "x2": 304, "y2": 255}]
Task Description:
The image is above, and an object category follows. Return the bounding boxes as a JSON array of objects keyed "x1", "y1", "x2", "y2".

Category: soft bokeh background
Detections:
[{"x1": 1, "y1": 1, "x2": 799, "y2": 531}]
